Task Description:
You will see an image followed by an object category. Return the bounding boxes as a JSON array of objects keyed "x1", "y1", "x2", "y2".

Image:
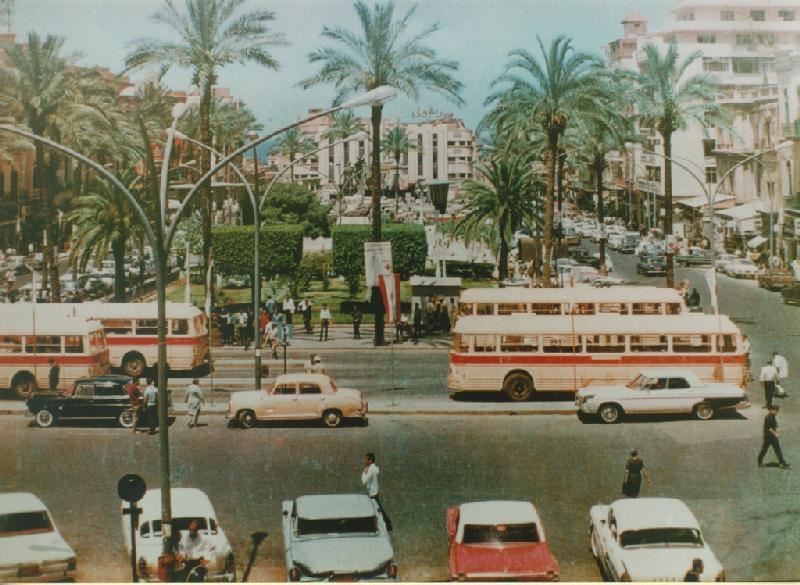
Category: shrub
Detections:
[
  {"x1": 211, "y1": 225, "x2": 303, "y2": 277},
  {"x1": 332, "y1": 224, "x2": 427, "y2": 285}
]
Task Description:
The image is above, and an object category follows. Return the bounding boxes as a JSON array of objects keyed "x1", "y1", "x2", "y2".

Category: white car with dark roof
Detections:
[
  {"x1": 282, "y1": 494, "x2": 397, "y2": 581},
  {"x1": 589, "y1": 498, "x2": 725, "y2": 582},
  {"x1": 0, "y1": 492, "x2": 77, "y2": 582}
]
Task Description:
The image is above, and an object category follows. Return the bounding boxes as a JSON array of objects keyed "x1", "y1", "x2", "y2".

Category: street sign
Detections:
[{"x1": 117, "y1": 474, "x2": 146, "y2": 503}]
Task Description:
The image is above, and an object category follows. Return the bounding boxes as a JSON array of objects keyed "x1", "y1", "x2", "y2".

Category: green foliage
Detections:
[
  {"x1": 293, "y1": 251, "x2": 333, "y2": 296},
  {"x1": 332, "y1": 224, "x2": 427, "y2": 282},
  {"x1": 262, "y1": 182, "x2": 331, "y2": 238},
  {"x1": 345, "y1": 272, "x2": 362, "y2": 297},
  {"x1": 211, "y1": 225, "x2": 303, "y2": 278}
]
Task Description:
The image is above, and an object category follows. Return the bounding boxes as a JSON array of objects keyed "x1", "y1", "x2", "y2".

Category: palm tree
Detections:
[
  {"x1": 301, "y1": 0, "x2": 463, "y2": 242},
  {"x1": 629, "y1": 39, "x2": 727, "y2": 287},
  {"x1": 456, "y1": 155, "x2": 539, "y2": 281},
  {"x1": 382, "y1": 126, "x2": 409, "y2": 206},
  {"x1": 486, "y1": 36, "x2": 608, "y2": 286},
  {"x1": 126, "y1": 0, "x2": 286, "y2": 302},
  {"x1": 275, "y1": 128, "x2": 316, "y2": 182}
]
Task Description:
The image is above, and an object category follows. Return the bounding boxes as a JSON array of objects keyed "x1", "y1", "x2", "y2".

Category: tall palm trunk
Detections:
[
  {"x1": 542, "y1": 129, "x2": 558, "y2": 287},
  {"x1": 370, "y1": 104, "x2": 383, "y2": 242},
  {"x1": 594, "y1": 155, "x2": 607, "y2": 272},
  {"x1": 498, "y1": 214, "x2": 509, "y2": 281},
  {"x1": 662, "y1": 129, "x2": 674, "y2": 288},
  {"x1": 200, "y1": 81, "x2": 214, "y2": 307},
  {"x1": 35, "y1": 141, "x2": 60, "y2": 302},
  {"x1": 555, "y1": 149, "x2": 565, "y2": 259},
  {"x1": 112, "y1": 236, "x2": 127, "y2": 302},
  {"x1": 394, "y1": 152, "x2": 400, "y2": 214}
]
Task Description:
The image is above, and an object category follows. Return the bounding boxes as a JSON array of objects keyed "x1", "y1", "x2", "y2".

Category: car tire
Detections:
[
  {"x1": 35, "y1": 409, "x2": 55, "y2": 428},
  {"x1": 322, "y1": 409, "x2": 343, "y2": 428},
  {"x1": 694, "y1": 402, "x2": 715, "y2": 421},
  {"x1": 503, "y1": 373, "x2": 534, "y2": 402},
  {"x1": 122, "y1": 353, "x2": 146, "y2": 377},
  {"x1": 598, "y1": 403, "x2": 623, "y2": 424},
  {"x1": 238, "y1": 410, "x2": 256, "y2": 429},
  {"x1": 118, "y1": 409, "x2": 135, "y2": 429},
  {"x1": 12, "y1": 372, "x2": 37, "y2": 400}
]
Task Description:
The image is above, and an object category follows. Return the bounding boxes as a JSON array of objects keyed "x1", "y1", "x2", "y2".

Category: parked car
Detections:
[
  {"x1": 568, "y1": 248, "x2": 599, "y2": 268},
  {"x1": 607, "y1": 234, "x2": 625, "y2": 251},
  {"x1": 282, "y1": 494, "x2": 397, "y2": 581},
  {"x1": 0, "y1": 492, "x2": 77, "y2": 582},
  {"x1": 575, "y1": 369, "x2": 749, "y2": 423},
  {"x1": 589, "y1": 498, "x2": 724, "y2": 582},
  {"x1": 223, "y1": 274, "x2": 250, "y2": 289},
  {"x1": 122, "y1": 488, "x2": 236, "y2": 582},
  {"x1": 619, "y1": 232, "x2": 640, "y2": 254},
  {"x1": 725, "y1": 258, "x2": 759, "y2": 279},
  {"x1": 676, "y1": 247, "x2": 713, "y2": 267},
  {"x1": 636, "y1": 255, "x2": 666, "y2": 276},
  {"x1": 27, "y1": 375, "x2": 136, "y2": 428},
  {"x1": 757, "y1": 268, "x2": 796, "y2": 291},
  {"x1": 447, "y1": 500, "x2": 559, "y2": 582},
  {"x1": 227, "y1": 373, "x2": 368, "y2": 428},
  {"x1": 781, "y1": 283, "x2": 800, "y2": 305},
  {"x1": 715, "y1": 253, "x2": 739, "y2": 274},
  {"x1": 593, "y1": 252, "x2": 613, "y2": 272}
]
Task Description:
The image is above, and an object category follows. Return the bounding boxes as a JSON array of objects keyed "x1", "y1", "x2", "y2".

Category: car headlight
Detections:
[{"x1": 288, "y1": 566, "x2": 301, "y2": 581}]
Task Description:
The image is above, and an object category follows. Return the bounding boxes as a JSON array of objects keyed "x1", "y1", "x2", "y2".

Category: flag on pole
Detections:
[
  {"x1": 378, "y1": 273, "x2": 401, "y2": 323},
  {"x1": 704, "y1": 268, "x2": 718, "y2": 314}
]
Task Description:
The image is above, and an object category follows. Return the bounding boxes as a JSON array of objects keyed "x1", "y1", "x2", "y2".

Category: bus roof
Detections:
[
  {"x1": 459, "y1": 286, "x2": 684, "y2": 304},
  {"x1": 1, "y1": 302, "x2": 203, "y2": 320},
  {"x1": 0, "y1": 306, "x2": 105, "y2": 335},
  {"x1": 452, "y1": 314, "x2": 740, "y2": 336}
]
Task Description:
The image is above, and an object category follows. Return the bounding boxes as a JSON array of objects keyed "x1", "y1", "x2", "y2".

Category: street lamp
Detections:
[{"x1": 247, "y1": 130, "x2": 260, "y2": 225}]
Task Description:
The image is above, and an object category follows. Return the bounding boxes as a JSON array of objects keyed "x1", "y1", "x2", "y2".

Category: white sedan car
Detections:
[
  {"x1": 282, "y1": 494, "x2": 397, "y2": 581},
  {"x1": 121, "y1": 488, "x2": 236, "y2": 582},
  {"x1": 575, "y1": 369, "x2": 749, "y2": 423},
  {"x1": 725, "y1": 258, "x2": 759, "y2": 279},
  {"x1": 589, "y1": 498, "x2": 724, "y2": 582},
  {"x1": 0, "y1": 492, "x2": 77, "y2": 582}
]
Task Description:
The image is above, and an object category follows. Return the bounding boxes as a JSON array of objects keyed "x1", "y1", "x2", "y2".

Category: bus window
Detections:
[
  {"x1": 458, "y1": 303, "x2": 473, "y2": 316},
  {"x1": 171, "y1": 320, "x2": 189, "y2": 335},
  {"x1": 453, "y1": 334, "x2": 470, "y2": 353},
  {"x1": 25, "y1": 336, "x2": 61, "y2": 354},
  {"x1": 632, "y1": 303, "x2": 660, "y2": 315},
  {"x1": 136, "y1": 320, "x2": 158, "y2": 335},
  {"x1": 717, "y1": 335, "x2": 737, "y2": 353},
  {"x1": 672, "y1": 335, "x2": 711, "y2": 353},
  {"x1": 585, "y1": 334, "x2": 626, "y2": 353},
  {"x1": 498, "y1": 303, "x2": 526, "y2": 315},
  {"x1": 573, "y1": 303, "x2": 595, "y2": 315},
  {"x1": 90, "y1": 332, "x2": 106, "y2": 351},
  {"x1": 630, "y1": 335, "x2": 668, "y2": 352},
  {"x1": 531, "y1": 303, "x2": 560, "y2": 315},
  {"x1": 597, "y1": 303, "x2": 625, "y2": 314},
  {"x1": 103, "y1": 319, "x2": 133, "y2": 335},
  {"x1": 665, "y1": 303, "x2": 682, "y2": 315},
  {"x1": 542, "y1": 335, "x2": 581, "y2": 353},
  {"x1": 500, "y1": 335, "x2": 538, "y2": 353},
  {"x1": 0, "y1": 335, "x2": 22, "y2": 353},
  {"x1": 64, "y1": 335, "x2": 84, "y2": 354},
  {"x1": 475, "y1": 304, "x2": 494, "y2": 316},
  {"x1": 473, "y1": 334, "x2": 497, "y2": 353}
]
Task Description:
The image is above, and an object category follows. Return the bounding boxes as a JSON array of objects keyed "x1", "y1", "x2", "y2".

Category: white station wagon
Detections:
[
  {"x1": 282, "y1": 494, "x2": 398, "y2": 581},
  {"x1": 121, "y1": 488, "x2": 236, "y2": 582},
  {"x1": 589, "y1": 498, "x2": 725, "y2": 582},
  {"x1": 575, "y1": 369, "x2": 748, "y2": 423},
  {"x1": 0, "y1": 492, "x2": 77, "y2": 583}
]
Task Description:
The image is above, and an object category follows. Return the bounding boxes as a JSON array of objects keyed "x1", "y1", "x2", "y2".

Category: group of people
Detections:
[{"x1": 124, "y1": 377, "x2": 205, "y2": 432}]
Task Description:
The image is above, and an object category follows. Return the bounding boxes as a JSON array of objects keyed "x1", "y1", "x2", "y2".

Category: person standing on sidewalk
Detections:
[
  {"x1": 351, "y1": 305, "x2": 362, "y2": 339},
  {"x1": 48, "y1": 358, "x2": 60, "y2": 393},
  {"x1": 772, "y1": 351, "x2": 789, "y2": 397},
  {"x1": 758, "y1": 405, "x2": 789, "y2": 469},
  {"x1": 760, "y1": 359, "x2": 779, "y2": 409},
  {"x1": 184, "y1": 378, "x2": 204, "y2": 428},
  {"x1": 622, "y1": 449, "x2": 651, "y2": 498},
  {"x1": 125, "y1": 377, "x2": 143, "y2": 433},
  {"x1": 283, "y1": 295, "x2": 296, "y2": 339},
  {"x1": 301, "y1": 297, "x2": 314, "y2": 334},
  {"x1": 361, "y1": 453, "x2": 393, "y2": 531},
  {"x1": 413, "y1": 303, "x2": 422, "y2": 344},
  {"x1": 143, "y1": 378, "x2": 159, "y2": 435},
  {"x1": 319, "y1": 304, "x2": 331, "y2": 341}
]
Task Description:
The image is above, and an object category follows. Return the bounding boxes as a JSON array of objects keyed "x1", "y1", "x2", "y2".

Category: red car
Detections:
[{"x1": 447, "y1": 500, "x2": 559, "y2": 582}]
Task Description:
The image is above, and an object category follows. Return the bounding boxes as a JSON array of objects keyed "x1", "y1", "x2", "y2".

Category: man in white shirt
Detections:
[
  {"x1": 319, "y1": 304, "x2": 331, "y2": 341},
  {"x1": 361, "y1": 453, "x2": 392, "y2": 531},
  {"x1": 178, "y1": 520, "x2": 214, "y2": 580},
  {"x1": 772, "y1": 351, "x2": 789, "y2": 397},
  {"x1": 184, "y1": 379, "x2": 204, "y2": 428},
  {"x1": 143, "y1": 378, "x2": 159, "y2": 434},
  {"x1": 760, "y1": 359, "x2": 779, "y2": 409}
]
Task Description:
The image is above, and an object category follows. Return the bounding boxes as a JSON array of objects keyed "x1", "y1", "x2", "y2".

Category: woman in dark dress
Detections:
[{"x1": 622, "y1": 449, "x2": 651, "y2": 497}]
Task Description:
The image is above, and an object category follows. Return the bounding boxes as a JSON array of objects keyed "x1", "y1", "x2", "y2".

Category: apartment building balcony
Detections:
[
  {"x1": 636, "y1": 178, "x2": 662, "y2": 195},
  {"x1": 716, "y1": 85, "x2": 779, "y2": 105},
  {"x1": 714, "y1": 142, "x2": 756, "y2": 155},
  {"x1": 783, "y1": 119, "x2": 800, "y2": 139}
]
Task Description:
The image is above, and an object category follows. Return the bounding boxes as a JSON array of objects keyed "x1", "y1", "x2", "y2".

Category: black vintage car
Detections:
[
  {"x1": 637, "y1": 255, "x2": 667, "y2": 276},
  {"x1": 781, "y1": 284, "x2": 800, "y2": 306},
  {"x1": 27, "y1": 375, "x2": 135, "y2": 428}
]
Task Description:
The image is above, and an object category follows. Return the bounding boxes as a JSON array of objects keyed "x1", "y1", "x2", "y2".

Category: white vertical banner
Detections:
[
  {"x1": 364, "y1": 241, "x2": 393, "y2": 289},
  {"x1": 704, "y1": 268, "x2": 718, "y2": 314}
]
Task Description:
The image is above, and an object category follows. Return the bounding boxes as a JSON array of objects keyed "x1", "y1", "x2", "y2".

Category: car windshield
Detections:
[
  {"x1": 626, "y1": 375, "x2": 650, "y2": 390},
  {"x1": 0, "y1": 511, "x2": 53, "y2": 535},
  {"x1": 147, "y1": 517, "x2": 208, "y2": 536},
  {"x1": 297, "y1": 516, "x2": 377, "y2": 536},
  {"x1": 462, "y1": 523, "x2": 539, "y2": 545},
  {"x1": 620, "y1": 528, "x2": 703, "y2": 548}
]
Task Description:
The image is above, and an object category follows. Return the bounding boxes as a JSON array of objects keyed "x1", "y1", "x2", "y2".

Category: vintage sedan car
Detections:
[
  {"x1": 725, "y1": 258, "x2": 759, "y2": 279},
  {"x1": 282, "y1": 494, "x2": 397, "y2": 581},
  {"x1": 589, "y1": 498, "x2": 724, "y2": 582},
  {"x1": 676, "y1": 247, "x2": 713, "y2": 267},
  {"x1": 228, "y1": 373, "x2": 367, "y2": 428},
  {"x1": 26, "y1": 374, "x2": 135, "y2": 428},
  {"x1": 781, "y1": 283, "x2": 800, "y2": 305},
  {"x1": 447, "y1": 500, "x2": 559, "y2": 582},
  {"x1": 757, "y1": 268, "x2": 796, "y2": 291},
  {"x1": 575, "y1": 369, "x2": 748, "y2": 424},
  {"x1": 121, "y1": 488, "x2": 236, "y2": 582},
  {"x1": 0, "y1": 492, "x2": 77, "y2": 582},
  {"x1": 636, "y1": 255, "x2": 666, "y2": 276}
]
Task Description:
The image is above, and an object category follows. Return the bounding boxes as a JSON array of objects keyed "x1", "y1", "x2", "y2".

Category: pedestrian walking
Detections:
[
  {"x1": 622, "y1": 449, "x2": 651, "y2": 498},
  {"x1": 233, "y1": 311, "x2": 242, "y2": 348},
  {"x1": 283, "y1": 295, "x2": 296, "y2": 339},
  {"x1": 684, "y1": 559, "x2": 704, "y2": 582},
  {"x1": 143, "y1": 378, "x2": 159, "y2": 435},
  {"x1": 413, "y1": 303, "x2": 422, "y2": 344},
  {"x1": 266, "y1": 295, "x2": 277, "y2": 317},
  {"x1": 351, "y1": 306, "x2": 362, "y2": 339},
  {"x1": 184, "y1": 378, "x2": 204, "y2": 428},
  {"x1": 125, "y1": 377, "x2": 143, "y2": 433},
  {"x1": 274, "y1": 311, "x2": 285, "y2": 343},
  {"x1": 319, "y1": 304, "x2": 331, "y2": 341},
  {"x1": 758, "y1": 405, "x2": 789, "y2": 468},
  {"x1": 238, "y1": 310, "x2": 248, "y2": 348},
  {"x1": 760, "y1": 359, "x2": 779, "y2": 409},
  {"x1": 688, "y1": 288, "x2": 701, "y2": 309},
  {"x1": 48, "y1": 358, "x2": 60, "y2": 393},
  {"x1": 301, "y1": 297, "x2": 314, "y2": 333},
  {"x1": 361, "y1": 453, "x2": 392, "y2": 531},
  {"x1": 772, "y1": 351, "x2": 789, "y2": 397}
]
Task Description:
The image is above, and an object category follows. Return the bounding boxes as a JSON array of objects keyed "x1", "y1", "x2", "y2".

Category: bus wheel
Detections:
[
  {"x1": 598, "y1": 403, "x2": 622, "y2": 424},
  {"x1": 122, "y1": 353, "x2": 146, "y2": 377},
  {"x1": 694, "y1": 402, "x2": 715, "y2": 421},
  {"x1": 503, "y1": 373, "x2": 534, "y2": 402},
  {"x1": 12, "y1": 373, "x2": 37, "y2": 400},
  {"x1": 35, "y1": 409, "x2": 56, "y2": 428}
]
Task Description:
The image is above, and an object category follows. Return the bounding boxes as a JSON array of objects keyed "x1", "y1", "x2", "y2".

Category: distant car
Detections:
[
  {"x1": 575, "y1": 369, "x2": 749, "y2": 423},
  {"x1": 589, "y1": 498, "x2": 724, "y2": 582},
  {"x1": 282, "y1": 494, "x2": 397, "y2": 581},
  {"x1": 592, "y1": 252, "x2": 613, "y2": 272},
  {"x1": 227, "y1": 373, "x2": 368, "y2": 428},
  {"x1": 676, "y1": 247, "x2": 713, "y2": 267},
  {"x1": 14, "y1": 263, "x2": 30, "y2": 276},
  {"x1": 757, "y1": 269, "x2": 796, "y2": 290},
  {"x1": 0, "y1": 492, "x2": 77, "y2": 582},
  {"x1": 568, "y1": 248, "x2": 600, "y2": 268},
  {"x1": 715, "y1": 254, "x2": 739, "y2": 274},
  {"x1": 636, "y1": 255, "x2": 666, "y2": 276},
  {"x1": 224, "y1": 275, "x2": 250, "y2": 289},
  {"x1": 619, "y1": 232, "x2": 640, "y2": 254},
  {"x1": 725, "y1": 258, "x2": 758, "y2": 279},
  {"x1": 607, "y1": 234, "x2": 625, "y2": 251},
  {"x1": 781, "y1": 283, "x2": 800, "y2": 305},
  {"x1": 447, "y1": 501, "x2": 559, "y2": 582},
  {"x1": 26, "y1": 375, "x2": 136, "y2": 428},
  {"x1": 122, "y1": 488, "x2": 236, "y2": 583}
]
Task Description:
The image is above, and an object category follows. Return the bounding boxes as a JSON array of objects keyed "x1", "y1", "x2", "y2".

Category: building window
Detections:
[
  {"x1": 750, "y1": 10, "x2": 765, "y2": 21},
  {"x1": 736, "y1": 34, "x2": 754, "y2": 46},
  {"x1": 732, "y1": 57, "x2": 759, "y2": 74},
  {"x1": 779, "y1": 10, "x2": 795, "y2": 20},
  {"x1": 756, "y1": 34, "x2": 775, "y2": 45},
  {"x1": 705, "y1": 167, "x2": 718, "y2": 184},
  {"x1": 432, "y1": 134, "x2": 438, "y2": 179},
  {"x1": 417, "y1": 133, "x2": 423, "y2": 174},
  {"x1": 697, "y1": 34, "x2": 716, "y2": 44},
  {"x1": 677, "y1": 11, "x2": 694, "y2": 20},
  {"x1": 721, "y1": 10, "x2": 734, "y2": 21}
]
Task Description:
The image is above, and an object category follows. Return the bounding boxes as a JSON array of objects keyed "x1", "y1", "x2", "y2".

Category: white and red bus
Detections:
[
  {"x1": 457, "y1": 287, "x2": 686, "y2": 317},
  {"x1": 0, "y1": 307, "x2": 110, "y2": 399},
  {"x1": 448, "y1": 314, "x2": 745, "y2": 401}
]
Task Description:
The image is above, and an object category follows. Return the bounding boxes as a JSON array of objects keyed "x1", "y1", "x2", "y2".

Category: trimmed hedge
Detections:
[
  {"x1": 332, "y1": 224, "x2": 427, "y2": 280},
  {"x1": 211, "y1": 225, "x2": 303, "y2": 277}
]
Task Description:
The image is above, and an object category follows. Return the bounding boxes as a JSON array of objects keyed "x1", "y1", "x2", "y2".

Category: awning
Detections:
[
  {"x1": 747, "y1": 235, "x2": 767, "y2": 249},
  {"x1": 678, "y1": 194, "x2": 736, "y2": 209},
  {"x1": 717, "y1": 201, "x2": 765, "y2": 220}
]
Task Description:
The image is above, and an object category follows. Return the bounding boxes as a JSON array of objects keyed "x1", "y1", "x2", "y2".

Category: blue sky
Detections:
[{"x1": 12, "y1": 0, "x2": 675, "y2": 131}]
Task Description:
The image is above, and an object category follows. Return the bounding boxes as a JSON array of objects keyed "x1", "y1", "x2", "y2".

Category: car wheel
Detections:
[
  {"x1": 35, "y1": 409, "x2": 55, "y2": 428},
  {"x1": 598, "y1": 403, "x2": 623, "y2": 424},
  {"x1": 322, "y1": 409, "x2": 343, "y2": 428},
  {"x1": 238, "y1": 410, "x2": 256, "y2": 429},
  {"x1": 122, "y1": 353, "x2": 146, "y2": 377},
  {"x1": 694, "y1": 402, "x2": 715, "y2": 421},
  {"x1": 12, "y1": 373, "x2": 37, "y2": 400},
  {"x1": 503, "y1": 373, "x2": 534, "y2": 402},
  {"x1": 118, "y1": 409, "x2": 135, "y2": 429}
]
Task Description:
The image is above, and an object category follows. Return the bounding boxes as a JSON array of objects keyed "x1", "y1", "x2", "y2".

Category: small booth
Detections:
[{"x1": 408, "y1": 275, "x2": 462, "y2": 333}]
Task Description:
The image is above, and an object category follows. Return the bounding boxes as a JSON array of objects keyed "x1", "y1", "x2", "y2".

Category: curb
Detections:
[{"x1": 0, "y1": 407, "x2": 577, "y2": 417}]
